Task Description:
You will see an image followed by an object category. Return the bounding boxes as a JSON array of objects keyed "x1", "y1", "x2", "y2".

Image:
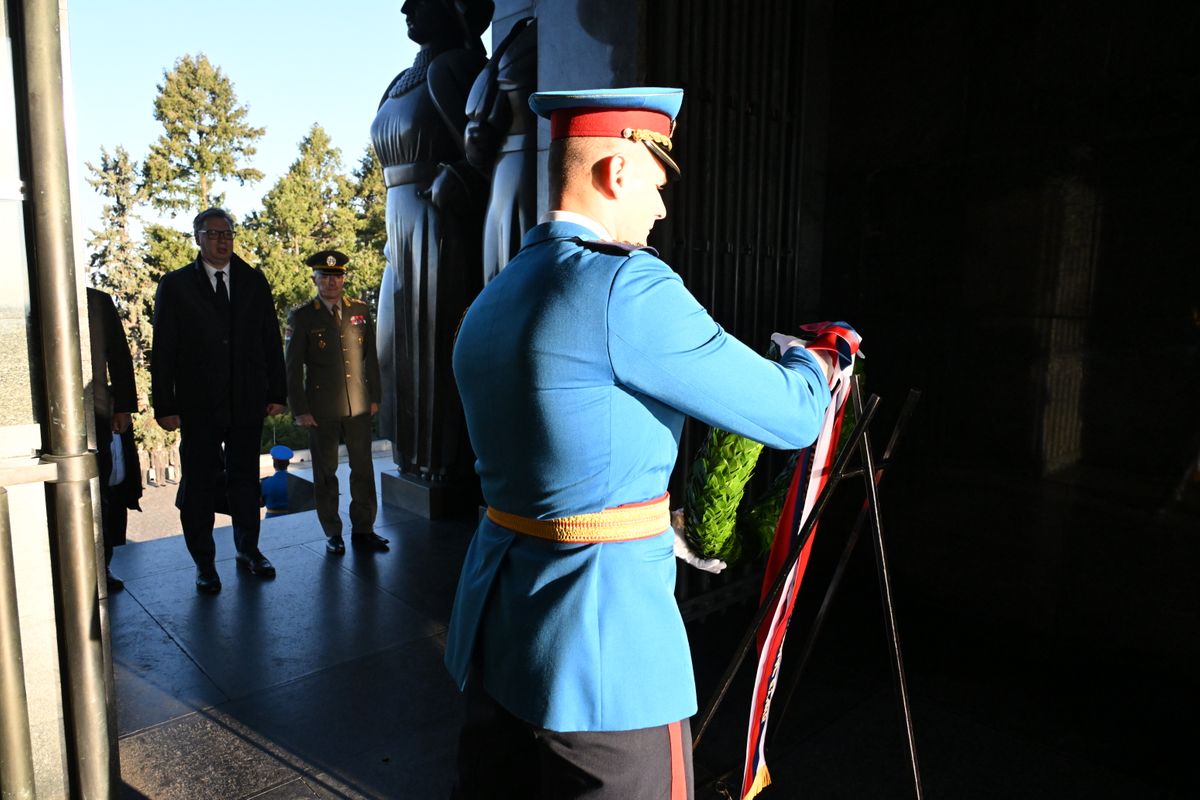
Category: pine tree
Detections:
[
  {"x1": 348, "y1": 145, "x2": 387, "y2": 311},
  {"x1": 87, "y1": 146, "x2": 144, "y2": 322},
  {"x1": 85, "y1": 147, "x2": 153, "y2": 389},
  {"x1": 143, "y1": 54, "x2": 265, "y2": 213},
  {"x1": 85, "y1": 148, "x2": 184, "y2": 460},
  {"x1": 246, "y1": 124, "x2": 358, "y2": 318}
]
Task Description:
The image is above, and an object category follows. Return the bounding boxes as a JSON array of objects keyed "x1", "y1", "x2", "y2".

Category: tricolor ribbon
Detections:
[{"x1": 741, "y1": 322, "x2": 861, "y2": 800}]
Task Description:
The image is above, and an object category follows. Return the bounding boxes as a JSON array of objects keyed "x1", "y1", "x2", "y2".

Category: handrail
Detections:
[{"x1": 0, "y1": 452, "x2": 98, "y2": 489}]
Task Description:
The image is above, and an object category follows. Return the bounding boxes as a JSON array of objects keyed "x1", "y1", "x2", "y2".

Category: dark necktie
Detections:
[
  {"x1": 333, "y1": 303, "x2": 342, "y2": 326},
  {"x1": 215, "y1": 270, "x2": 230, "y2": 314}
]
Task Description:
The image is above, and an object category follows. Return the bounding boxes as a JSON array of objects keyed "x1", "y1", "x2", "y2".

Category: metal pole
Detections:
[
  {"x1": 0, "y1": 488, "x2": 36, "y2": 799},
  {"x1": 19, "y1": 0, "x2": 112, "y2": 795},
  {"x1": 853, "y1": 379, "x2": 924, "y2": 799},
  {"x1": 693, "y1": 393, "x2": 881, "y2": 748},
  {"x1": 768, "y1": 388, "x2": 921, "y2": 746}
]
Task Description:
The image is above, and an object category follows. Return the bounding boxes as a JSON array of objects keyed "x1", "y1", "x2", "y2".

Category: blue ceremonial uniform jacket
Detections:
[
  {"x1": 260, "y1": 470, "x2": 289, "y2": 514},
  {"x1": 446, "y1": 219, "x2": 832, "y2": 732}
]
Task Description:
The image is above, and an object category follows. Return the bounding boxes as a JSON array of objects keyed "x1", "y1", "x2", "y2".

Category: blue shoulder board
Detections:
[{"x1": 574, "y1": 238, "x2": 660, "y2": 258}]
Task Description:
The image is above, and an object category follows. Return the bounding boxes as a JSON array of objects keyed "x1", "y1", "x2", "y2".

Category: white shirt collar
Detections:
[
  {"x1": 202, "y1": 259, "x2": 231, "y2": 294},
  {"x1": 540, "y1": 210, "x2": 612, "y2": 241}
]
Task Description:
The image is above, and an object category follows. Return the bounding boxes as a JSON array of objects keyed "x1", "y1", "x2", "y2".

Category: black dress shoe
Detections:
[
  {"x1": 195, "y1": 569, "x2": 222, "y2": 594},
  {"x1": 235, "y1": 551, "x2": 277, "y2": 578},
  {"x1": 351, "y1": 532, "x2": 390, "y2": 551},
  {"x1": 106, "y1": 568, "x2": 125, "y2": 593},
  {"x1": 325, "y1": 536, "x2": 346, "y2": 555}
]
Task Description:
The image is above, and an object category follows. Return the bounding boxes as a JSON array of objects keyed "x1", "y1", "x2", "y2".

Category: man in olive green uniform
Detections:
[{"x1": 285, "y1": 250, "x2": 389, "y2": 554}]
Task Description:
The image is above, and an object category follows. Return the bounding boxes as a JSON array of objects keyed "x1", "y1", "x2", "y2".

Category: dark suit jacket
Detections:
[
  {"x1": 151, "y1": 254, "x2": 286, "y2": 428},
  {"x1": 86, "y1": 287, "x2": 142, "y2": 528},
  {"x1": 285, "y1": 296, "x2": 382, "y2": 419}
]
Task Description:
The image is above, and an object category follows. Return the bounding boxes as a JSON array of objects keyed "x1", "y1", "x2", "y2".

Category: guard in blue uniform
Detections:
[
  {"x1": 261, "y1": 444, "x2": 293, "y2": 517},
  {"x1": 446, "y1": 87, "x2": 835, "y2": 799}
]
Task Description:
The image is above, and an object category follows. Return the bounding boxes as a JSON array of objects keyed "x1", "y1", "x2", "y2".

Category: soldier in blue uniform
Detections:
[
  {"x1": 446, "y1": 87, "x2": 836, "y2": 798},
  {"x1": 260, "y1": 444, "x2": 293, "y2": 518}
]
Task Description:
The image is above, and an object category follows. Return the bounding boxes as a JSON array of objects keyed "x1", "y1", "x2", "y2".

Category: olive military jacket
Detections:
[{"x1": 285, "y1": 296, "x2": 382, "y2": 419}]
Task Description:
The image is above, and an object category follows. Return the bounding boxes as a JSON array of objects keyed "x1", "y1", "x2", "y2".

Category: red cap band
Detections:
[{"x1": 550, "y1": 108, "x2": 673, "y2": 141}]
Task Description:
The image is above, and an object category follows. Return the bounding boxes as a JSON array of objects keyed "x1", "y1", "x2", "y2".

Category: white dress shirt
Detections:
[{"x1": 202, "y1": 259, "x2": 231, "y2": 299}]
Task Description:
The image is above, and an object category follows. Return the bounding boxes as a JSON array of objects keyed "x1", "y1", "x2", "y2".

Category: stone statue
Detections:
[
  {"x1": 465, "y1": 16, "x2": 538, "y2": 284},
  {"x1": 371, "y1": 0, "x2": 494, "y2": 481}
]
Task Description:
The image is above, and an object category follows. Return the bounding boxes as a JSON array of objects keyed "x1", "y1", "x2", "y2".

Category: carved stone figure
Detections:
[
  {"x1": 465, "y1": 16, "x2": 538, "y2": 284},
  {"x1": 370, "y1": 0, "x2": 494, "y2": 480}
]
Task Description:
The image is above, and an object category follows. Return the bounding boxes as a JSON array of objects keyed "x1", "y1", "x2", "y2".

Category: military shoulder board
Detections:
[{"x1": 574, "y1": 237, "x2": 659, "y2": 258}]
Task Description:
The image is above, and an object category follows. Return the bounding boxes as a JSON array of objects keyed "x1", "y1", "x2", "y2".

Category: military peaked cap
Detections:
[
  {"x1": 529, "y1": 87, "x2": 684, "y2": 178},
  {"x1": 305, "y1": 250, "x2": 349, "y2": 274}
]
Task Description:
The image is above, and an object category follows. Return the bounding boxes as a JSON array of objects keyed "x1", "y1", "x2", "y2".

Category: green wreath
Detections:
[{"x1": 682, "y1": 358, "x2": 862, "y2": 565}]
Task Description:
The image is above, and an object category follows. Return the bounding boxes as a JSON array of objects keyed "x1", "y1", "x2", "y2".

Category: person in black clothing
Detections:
[
  {"x1": 151, "y1": 208, "x2": 287, "y2": 593},
  {"x1": 86, "y1": 287, "x2": 142, "y2": 592}
]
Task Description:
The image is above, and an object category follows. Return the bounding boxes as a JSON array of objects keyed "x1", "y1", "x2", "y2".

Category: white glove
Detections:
[
  {"x1": 671, "y1": 509, "x2": 727, "y2": 574},
  {"x1": 771, "y1": 331, "x2": 836, "y2": 383}
]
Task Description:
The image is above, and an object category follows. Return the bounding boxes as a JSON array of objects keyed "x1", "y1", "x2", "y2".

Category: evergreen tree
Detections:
[
  {"x1": 87, "y1": 144, "x2": 153, "y2": 417},
  {"x1": 85, "y1": 148, "x2": 186, "y2": 461},
  {"x1": 247, "y1": 124, "x2": 358, "y2": 318},
  {"x1": 143, "y1": 54, "x2": 265, "y2": 214},
  {"x1": 142, "y1": 223, "x2": 194, "y2": 279},
  {"x1": 347, "y1": 145, "x2": 387, "y2": 311},
  {"x1": 86, "y1": 145, "x2": 146, "y2": 344}
]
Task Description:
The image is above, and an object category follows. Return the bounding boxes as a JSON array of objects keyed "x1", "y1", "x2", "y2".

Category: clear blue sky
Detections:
[{"x1": 65, "y1": 0, "x2": 435, "y2": 237}]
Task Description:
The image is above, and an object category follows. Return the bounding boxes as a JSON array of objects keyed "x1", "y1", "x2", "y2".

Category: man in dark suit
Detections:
[
  {"x1": 285, "y1": 250, "x2": 387, "y2": 555},
  {"x1": 151, "y1": 208, "x2": 287, "y2": 593},
  {"x1": 86, "y1": 286, "x2": 142, "y2": 593}
]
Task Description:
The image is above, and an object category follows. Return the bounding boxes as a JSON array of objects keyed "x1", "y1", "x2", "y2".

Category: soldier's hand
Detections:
[
  {"x1": 772, "y1": 332, "x2": 835, "y2": 383},
  {"x1": 670, "y1": 509, "x2": 727, "y2": 574},
  {"x1": 296, "y1": 414, "x2": 318, "y2": 428},
  {"x1": 111, "y1": 412, "x2": 132, "y2": 434},
  {"x1": 157, "y1": 415, "x2": 180, "y2": 432},
  {"x1": 370, "y1": 402, "x2": 379, "y2": 416},
  {"x1": 770, "y1": 331, "x2": 804, "y2": 354},
  {"x1": 265, "y1": 403, "x2": 286, "y2": 416}
]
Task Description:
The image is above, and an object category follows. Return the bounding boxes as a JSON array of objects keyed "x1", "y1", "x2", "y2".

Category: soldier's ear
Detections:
[{"x1": 593, "y1": 153, "x2": 626, "y2": 200}]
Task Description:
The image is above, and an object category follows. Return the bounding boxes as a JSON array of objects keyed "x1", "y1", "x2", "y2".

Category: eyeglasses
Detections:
[{"x1": 199, "y1": 229, "x2": 235, "y2": 241}]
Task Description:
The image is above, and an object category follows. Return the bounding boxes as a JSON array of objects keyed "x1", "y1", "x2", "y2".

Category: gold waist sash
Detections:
[{"x1": 486, "y1": 493, "x2": 670, "y2": 544}]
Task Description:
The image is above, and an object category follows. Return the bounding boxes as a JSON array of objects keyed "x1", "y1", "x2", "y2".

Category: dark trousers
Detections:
[
  {"x1": 309, "y1": 413, "x2": 376, "y2": 537},
  {"x1": 453, "y1": 675, "x2": 694, "y2": 800},
  {"x1": 177, "y1": 421, "x2": 263, "y2": 569},
  {"x1": 99, "y1": 489, "x2": 126, "y2": 566}
]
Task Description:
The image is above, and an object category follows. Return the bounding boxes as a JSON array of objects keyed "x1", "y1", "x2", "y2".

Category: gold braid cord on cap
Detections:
[{"x1": 622, "y1": 127, "x2": 674, "y2": 152}]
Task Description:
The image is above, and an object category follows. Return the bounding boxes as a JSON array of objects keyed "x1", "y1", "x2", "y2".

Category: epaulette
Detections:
[{"x1": 574, "y1": 237, "x2": 659, "y2": 258}]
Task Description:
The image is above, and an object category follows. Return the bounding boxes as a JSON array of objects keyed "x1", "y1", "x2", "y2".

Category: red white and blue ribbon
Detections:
[{"x1": 740, "y1": 322, "x2": 860, "y2": 800}]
